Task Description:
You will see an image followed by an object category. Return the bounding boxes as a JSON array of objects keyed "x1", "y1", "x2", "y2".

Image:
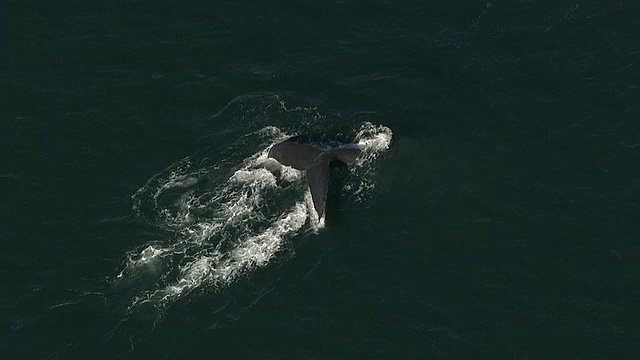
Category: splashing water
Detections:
[{"x1": 116, "y1": 122, "x2": 392, "y2": 309}]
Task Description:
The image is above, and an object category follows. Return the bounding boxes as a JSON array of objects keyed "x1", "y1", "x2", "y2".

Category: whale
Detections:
[{"x1": 268, "y1": 140, "x2": 362, "y2": 219}]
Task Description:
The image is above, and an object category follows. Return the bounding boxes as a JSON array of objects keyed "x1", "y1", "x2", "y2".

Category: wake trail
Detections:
[{"x1": 115, "y1": 123, "x2": 392, "y2": 309}]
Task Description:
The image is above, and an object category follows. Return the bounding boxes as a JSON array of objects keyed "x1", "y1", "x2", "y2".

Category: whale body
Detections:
[{"x1": 268, "y1": 141, "x2": 362, "y2": 219}]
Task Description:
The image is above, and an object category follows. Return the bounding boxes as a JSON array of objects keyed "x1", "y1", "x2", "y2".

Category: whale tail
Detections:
[{"x1": 268, "y1": 143, "x2": 362, "y2": 218}]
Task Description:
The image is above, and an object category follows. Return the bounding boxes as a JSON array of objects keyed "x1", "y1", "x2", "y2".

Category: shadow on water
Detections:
[{"x1": 325, "y1": 161, "x2": 351, "y2": 225}]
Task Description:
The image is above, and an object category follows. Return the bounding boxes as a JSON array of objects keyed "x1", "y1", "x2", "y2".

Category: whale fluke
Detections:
[{"x1": 268, "y1": 142, "x2": 362, "y2": 218}]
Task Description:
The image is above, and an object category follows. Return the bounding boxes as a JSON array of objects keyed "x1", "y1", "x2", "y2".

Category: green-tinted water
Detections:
[{"x1": 3, "y1": 1, "x2": 639, "y2": 358}]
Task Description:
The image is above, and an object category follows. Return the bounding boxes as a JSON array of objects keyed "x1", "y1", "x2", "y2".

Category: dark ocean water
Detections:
[{"x1": 3, "y1": 1, "x2": 640, "y2": 358}]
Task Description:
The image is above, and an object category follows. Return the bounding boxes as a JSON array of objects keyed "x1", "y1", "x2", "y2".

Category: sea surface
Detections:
[{"x1": 3, "y1": 1, "x2": 640, "y2": 358}]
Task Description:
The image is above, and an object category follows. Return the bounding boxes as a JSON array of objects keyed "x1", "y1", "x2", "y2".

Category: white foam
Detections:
[
  {"x1": 227, "y1": 201, "x2": 307, "y2": 269},
  {"x1": 121, "y1": 123, "x2": 391, "y2": 309},
  {"x1": 230, "y1": 168, "x2": 277, "y2": 187},
  {"x1": 129, "y1": 201, "x2": 309, "y2": 306},
  {"x1": 356, "y1": 122, "x2": 393, "y2": 154},
  {"x1": 116, "y1": 245, "x2": 166, "y2": 283},
  {"x1": 344, "y1": 122, "x2": 393, "y2": 202}
]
